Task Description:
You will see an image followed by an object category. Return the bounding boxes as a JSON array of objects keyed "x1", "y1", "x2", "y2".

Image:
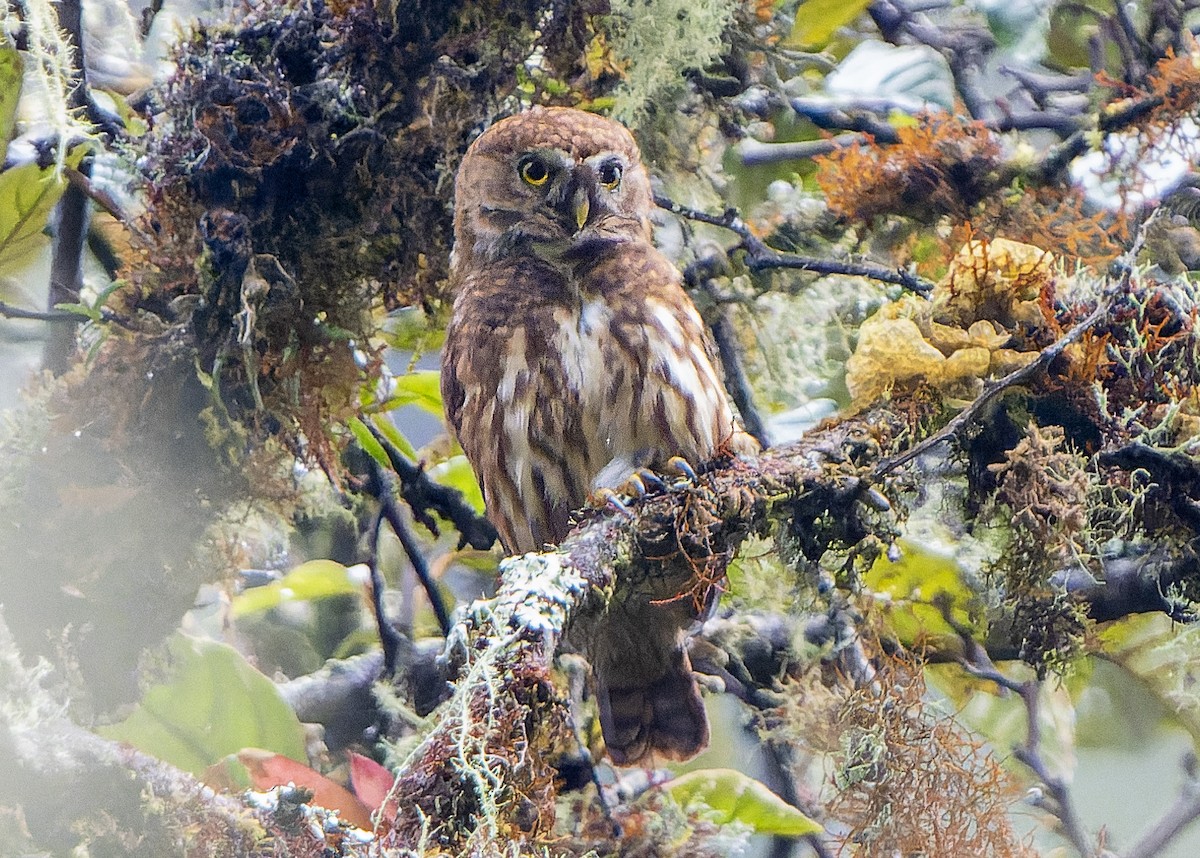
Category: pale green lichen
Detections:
[
  {"x1": 606, "y1": 0, "x2": 738, "y2": 126},
  {"x1": 5, "y1": 0, "x2": 92, "y2": 172}
]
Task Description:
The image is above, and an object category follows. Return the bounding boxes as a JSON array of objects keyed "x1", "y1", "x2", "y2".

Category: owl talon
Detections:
[
  {"x1": 621, "y1": 473, "x2": 648, "y2": 498},
  {"x1": 666, "y1": 456, "x2": 698, "y2": 482},
  {"x1": 635, "y1": 468, "x2": 667, "y2": 492},
  {"x1": 594, "y1": 487, "x2": 636, "y2": 519}
]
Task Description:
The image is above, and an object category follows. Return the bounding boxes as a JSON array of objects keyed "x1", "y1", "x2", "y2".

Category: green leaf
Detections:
[
  {"x1": 427, "y1": 454, "x2": 485, "y2": 513},
  {"x1": 863, "y1": 538, "x2": 986, "y2": 651},
  {"x1": 0, "y1": 145, "x2": 88, "y2": 277},
  {"x1": 0, "y1": 42, "x2": 21, "y2": 154},
  {"x1": 232, "y1": 559, "x2": 362, "y2": 617},
  {"x1": 348, "y1": 416, "x2": 390, "y2": 468},
  {"x1": 785, "y1": 0, "x2": 872, "y2": 49},
  {"x1": 382, "y1": 370, "x2": 443, "y2": 415},
  {"x1": 97, "y1": 634, "x2": 307, "y2": 776},
  {"x1": 666, "y1": 768, "x2": 823, "y2": 837}
]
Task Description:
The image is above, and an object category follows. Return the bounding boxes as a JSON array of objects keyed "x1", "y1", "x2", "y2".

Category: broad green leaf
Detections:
[
  {"x1": 863, "y1": 538, "x2": 985, "y2": 651},
  {"x1": 666, "y1": 768, "x2": 822, "y2": 837},
  {"x1": 381, "y1": 369, "x2": 443, "y2": 415},
  {"x1": 348, "y1": 416, "x2": 390, "y2": 468},
  {"x1": 427, "y1": 454, "x2": 485, "y2": 513},
  {"x1": 98, "y1": 634, "x2": 307, "y2": 776},
  {"x1": 232, "y1": 559, "x2": 362, "y2": 617},
  {"x1": 785, "y1": 0, "x2": 872, "y2": 49},
  {"x1": 0, "y1": 145, "x2": 88, "y2": 276},
  {"x1": 0, "y1": 42, "x2": 21, "y2": 153}
]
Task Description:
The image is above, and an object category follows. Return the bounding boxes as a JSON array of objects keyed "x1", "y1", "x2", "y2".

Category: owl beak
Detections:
[{"x1": 572, "y1": 186, "x2": 590, "y2": 232}]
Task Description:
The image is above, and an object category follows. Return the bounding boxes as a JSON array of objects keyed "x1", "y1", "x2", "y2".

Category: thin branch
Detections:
[
  {"x1": 365, "y1": 421, "x2": 497, "y2": 551},
  {"x1": 369, "y1": 460, "x2": 453, "y2": 638},
  {"x1": 872, "y1": 291, "x2": 1114, "y2": 480},
  {"x1": 42, "y1": 0, "x2": 89, "y2": 375},
  {"x1": 692, "y1": 275, "x2": 770, "y2": 448},
  {"x1": 789, "y1": 97, "x2": 901, "y2": 143},
  {"x1": 0, "y1": 301, "x2": 80, "y2": 322},
  {"x1": 961, "y1": 662, "x2": 1096, "y2": 857},
  {"x1": 737, "y1": 134, "x2": 863, "y2": 166},
  {"x1": 65, "y1": 166, "x2": 155, "y2": 249},
  {"x1": 654, "y1": 193, "x2": 935, "y2": 294},
  {"x1": 366, "y1": 505, "x2": 406, "y2": 672},
  {"x1": 711, "y1": 308, "x2": 770, "y2": 448},
  {"x1": 1123, "y1": 760, "x2": 1200, "y2": 858}
]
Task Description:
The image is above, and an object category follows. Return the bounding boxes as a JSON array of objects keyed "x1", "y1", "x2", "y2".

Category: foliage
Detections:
[
  {"x1": 666, "y1": 768, "x2": 822, "y2": 836},
  {"x1": 98, "y1": 634, "x2": 308, "y2": 776},
  {"x1": 606, "y1": 0, "x2": 738, "y2": 126},
  {"x1": 6, "y1": 0, "x2": 1200, "y2": 856},
  {"x1": 0, "y1": 147, "x2": 88, "y2": 276}
]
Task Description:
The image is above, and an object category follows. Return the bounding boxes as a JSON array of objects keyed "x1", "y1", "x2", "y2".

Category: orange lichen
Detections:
[
  {"x1": 816, "y1": 114, "x2": 1004, "y2": 225},
  {"x1": 780, "y1": 649, "x2": 1033, "y2": 857}
]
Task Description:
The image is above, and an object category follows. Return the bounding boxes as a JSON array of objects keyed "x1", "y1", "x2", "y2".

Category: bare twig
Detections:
[
  {"x1": 366, "y1": 505, "x2": 406, "y2": 672},
  {"x1": 1123, "y1": 759, "x2": 1200, "y2": 858},
  {"x1": 789, "y1": 97, "x2": 901, "y2": 143},
  {"x1": 654, "y1": 193, "x2": 935, "y2": 294},
  {"x1": 693, "y1": 276, "x2": 770, "y2": 448},
  {"x1": 872, "y1": 292, "x2": 1114, "y2": 479},
  {"x1": 365, "y1": 421, "x2": 497, "y2": 551},
  {"x1": 0, "y1": 301, "x2": 80, "y2": 322},
  {"x1": 368, "y1": 460, "x2": 453, "y2": 638},
  {"x1": 962, "y1": 662, "x2": 1096, "y2": 857},
  {"x1": 737, "y1": 134, "x2": 862, "y2": 166}
]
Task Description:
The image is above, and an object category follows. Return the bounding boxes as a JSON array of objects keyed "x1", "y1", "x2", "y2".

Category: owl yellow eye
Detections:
[
  {"x1": 520, "y1": 158, "x2": 549, "y2": 186},
  {"x1": 597, "y1": 162, "x2": 622, "y2": 190}
]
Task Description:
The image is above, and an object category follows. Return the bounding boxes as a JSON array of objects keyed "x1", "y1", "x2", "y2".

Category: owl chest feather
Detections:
[{"x1": 449, "y1": 243, "x2": 734, "y2": 550}]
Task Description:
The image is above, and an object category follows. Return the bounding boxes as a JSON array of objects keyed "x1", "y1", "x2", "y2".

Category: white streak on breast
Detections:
[
  {"x1": 553, "y1": 301, "x2": 612, "y2": 398},
  {"x1": 650, "y1": 302, "x2": 685, "y2": 350},
  {"x1": 499, "y1": 328, "x2": 532, "y2": 499}
]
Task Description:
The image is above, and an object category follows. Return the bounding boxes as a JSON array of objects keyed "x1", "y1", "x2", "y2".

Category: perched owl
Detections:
[{"x1": 441, "y1": 106, "x2": 758, "y2": 765}]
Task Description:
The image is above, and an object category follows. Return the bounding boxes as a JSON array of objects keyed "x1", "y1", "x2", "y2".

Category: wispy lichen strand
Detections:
[{"x1": 607, "y1": 0, "x2": 737, "y2": 124}]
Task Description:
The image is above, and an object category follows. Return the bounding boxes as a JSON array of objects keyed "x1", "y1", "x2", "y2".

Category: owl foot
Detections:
[
  {"x1": 593, "y1": 487, "x2": 636, "y2": 519},
  {"x1": 666, "y1": 455, "x2": 698, "y2": 483}
]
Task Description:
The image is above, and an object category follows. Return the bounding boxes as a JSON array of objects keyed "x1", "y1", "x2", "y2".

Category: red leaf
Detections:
[
  {"x1": 348, "y1": 751, "x2": 396, "y2": 820},
  {"x1": 237, "y1": 748, "x2": 376, "y2": 831}
]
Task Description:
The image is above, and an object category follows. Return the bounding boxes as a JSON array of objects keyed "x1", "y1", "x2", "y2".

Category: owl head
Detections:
[{"x1": 451, "y1": 106, "x2": 654, "y2": 272}]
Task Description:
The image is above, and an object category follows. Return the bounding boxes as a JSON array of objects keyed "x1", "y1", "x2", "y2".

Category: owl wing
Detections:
[
  {"x1": 441, "y1": 263, "x2": 581, "y2": 554},
  {"x1": 584, "y1": 243, "x2": 755, "y2": 490}
]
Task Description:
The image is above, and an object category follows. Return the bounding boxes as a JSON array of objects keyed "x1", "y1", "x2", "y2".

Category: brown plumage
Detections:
[{"x1": 441, "y1": 106, "x2": 757, "y2": 765}]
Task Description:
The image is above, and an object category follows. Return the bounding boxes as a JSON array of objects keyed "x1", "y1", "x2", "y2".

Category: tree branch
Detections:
[
  {"x1": 654, "y1": 193, "x2": 935, "y2": 294},
  {"x1": 366, "y1": 422, "x2": 498, "y2": 551},
  {"x1": 0, "y1": 301, "x2": 80, "y2": 322},
  {"x1": 42, "y1": 0, "x2": 89, "y2": 375},
  {"x1": 1123, "y1": 759, "x2": 1200, "y2": 858},
  {"x1": 873, "y1": 287, "x2": 1116, "y2": 479},
  {"x1": 961, "y1": 662, "x2": 1096, "y2": 856},
  {"x1": 367, "y1": 460, "x2": 454, "y2": 639}
]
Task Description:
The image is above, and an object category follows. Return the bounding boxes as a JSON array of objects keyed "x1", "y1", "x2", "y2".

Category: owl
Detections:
[{"x1": 441, "y1": 106, "x2": 758, "y2": 765}]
